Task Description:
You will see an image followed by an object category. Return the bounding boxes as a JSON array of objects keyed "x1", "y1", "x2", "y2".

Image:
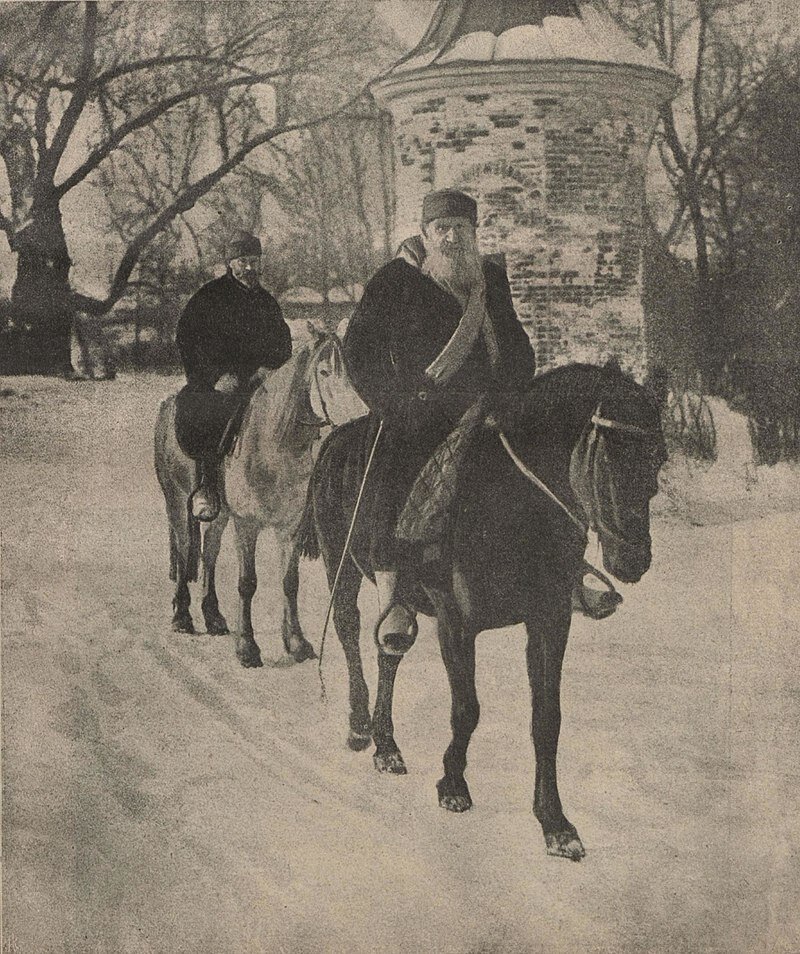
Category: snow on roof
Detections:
[{"x1": 390, "y1": 1, "x2": 670, "y2": 75}]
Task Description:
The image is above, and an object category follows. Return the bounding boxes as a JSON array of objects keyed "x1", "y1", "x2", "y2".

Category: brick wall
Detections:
[{"x1": 377, "y1": 67, "x2": 665, "y2": 379}]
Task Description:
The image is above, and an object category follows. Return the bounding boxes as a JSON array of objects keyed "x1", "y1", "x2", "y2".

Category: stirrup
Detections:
[
  {"x1": 190, "y1": 486, "x2": 220, "y2": 523},
  {"x1": 374, "y1": 601, "x2": 419, "y2": 656},
  {"x1": 572, "y1": 563, "x2": 623, "y2": 620}
]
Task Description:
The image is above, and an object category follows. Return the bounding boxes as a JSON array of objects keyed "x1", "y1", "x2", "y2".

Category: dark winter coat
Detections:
[
  {"x1": 342, "y1": 256, "x2": 537, "y2": 568},
  {"x1": 343, "y1": 257, "x2": 536, "y2": 433},
  {"x1": 176, "y1": 271, "x2": 292, "y2": 390},
  {"x1": 174, "y1": 271, "x2": 292, "y2": 460}
]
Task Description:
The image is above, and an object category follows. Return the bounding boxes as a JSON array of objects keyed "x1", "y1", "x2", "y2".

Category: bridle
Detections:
[
  {"x1": 499, "y1": 403, "x2": 662, "y2": 602},
  {"x1": 500, "y1": 403, "x2": 662, "y2": 540},
  {"x1": 590, "y1": 411, "x2": 658, "y2": 439},
  {"x1": 581, "y1": 406, "x2": 664, "y2": 549},
  {"x1": 297, "y1": 335, "x2": 342, "y2": 430}
]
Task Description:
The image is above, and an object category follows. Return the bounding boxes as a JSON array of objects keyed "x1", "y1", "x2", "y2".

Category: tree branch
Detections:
[
  {"x1": 54, "y1": 65, "x2": 296, "y2": 199},
  {"x1": 39, "y1": 1, "x2": 97, "y2": 186},
  {"x1": 88, "y1": 54, "x2": 266, "y2": 91},
  {"x1": 73, "y1": 89, "x2": 372, "y2": 313},
  {"x1": 692, "y1": 2, "x2": 709, "y2": 154}
]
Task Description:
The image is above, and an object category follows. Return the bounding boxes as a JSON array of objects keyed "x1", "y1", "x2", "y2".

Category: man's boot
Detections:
[{"x1": 190, "y1": 458, "x2": 221, "y2": 522}]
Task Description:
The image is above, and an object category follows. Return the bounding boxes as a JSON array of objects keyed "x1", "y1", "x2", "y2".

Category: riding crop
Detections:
[{"x1": 317, "y1": 419, "x2": 384, "y2": 700}]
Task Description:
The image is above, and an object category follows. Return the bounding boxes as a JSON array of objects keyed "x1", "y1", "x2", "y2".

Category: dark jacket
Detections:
[
  {"x1": 176, "y1": 271, "x2": 292, "y2": 389},
  {"x1": 343, "y1": 256, "x2": 536, "y2": 432}
]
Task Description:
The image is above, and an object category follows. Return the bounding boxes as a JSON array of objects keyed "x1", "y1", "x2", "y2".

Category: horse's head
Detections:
[
  {"x1": 570, "y1": 379, "x2": 667, "y2": 584},
  {"x1": 305, "y1": 328, "x2": 368, "y2": 428}
]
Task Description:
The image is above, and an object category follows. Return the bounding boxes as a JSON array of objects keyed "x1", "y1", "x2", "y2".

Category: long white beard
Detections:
[{"x1": 423, "y1": 242, "x2": 482, "y2": 305}]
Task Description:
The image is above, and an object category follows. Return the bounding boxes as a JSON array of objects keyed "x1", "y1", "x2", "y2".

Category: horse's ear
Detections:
[
  {"x1": 305, "y1": 320, "x2": 323, "y2": 342},
  {"x1": 604, "y1": 355, "x2": 622, "y2": 373}
]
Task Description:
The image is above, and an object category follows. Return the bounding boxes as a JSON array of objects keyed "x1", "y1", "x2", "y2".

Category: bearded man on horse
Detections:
[
  {"x1": 342, "y1": 188, "x2": 537, "y2": 651},
  {"x1": 175, "y1": 229, "x2": 292, "y2": 522}
]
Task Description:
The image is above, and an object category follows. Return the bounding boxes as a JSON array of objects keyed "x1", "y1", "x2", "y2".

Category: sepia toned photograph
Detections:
[{"x1": 1, "y1": 1, "x2": 798, "y2": 951}]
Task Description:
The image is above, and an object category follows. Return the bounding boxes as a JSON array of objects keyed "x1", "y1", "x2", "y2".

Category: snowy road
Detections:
[{"x1": 2, "y1": 375, "x2": 799, "y2": 954}]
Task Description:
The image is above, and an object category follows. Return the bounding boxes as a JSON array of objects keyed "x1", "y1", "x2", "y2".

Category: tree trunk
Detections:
[
  {"x1": 683, "y1": 176, "x2": 717, "y2": 380},
  {"x1": 10, "y1": 204, "x2": 75, "y2": 376}
]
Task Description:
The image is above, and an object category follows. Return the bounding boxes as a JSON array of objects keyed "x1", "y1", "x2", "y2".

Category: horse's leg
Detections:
[
  {"x1": 315, "y1": 503, "x2": 372, "y2": 749},
  {"x1": 372, "y1": 650, "x2": 407, "y2": 774},
  {"x1": 435, "y1": 601, "x2": 479, "y2": 812},
  {"x1": 201, "y1": 511, "x2": 230, "y2": 635},
  {"x1": 525, "y1": 592, "x2": 585, "y2": 861},
  {"x1": 168, "y1": 501, "x2": 195, "y2": 634},
  {"x1": 278, "y1": 534, "x2": 316, "y2": 664},
  {"x1": 233, "y1": 516, "x2": 263, "y2": 669},
  {"x1": 330, "y1": 557, "x2": 371, "y2": 751}
]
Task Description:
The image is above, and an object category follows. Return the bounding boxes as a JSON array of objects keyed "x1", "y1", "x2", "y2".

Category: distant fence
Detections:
[
  {"x1": 646, "y1": 361, "x2": 800, "y2": 467},
  {"x1": 715, "y1": 360, "x2": 800, "y2": 466},
  {"x1": 87, "y1": 298, "x2": 357, "y2": 374}
]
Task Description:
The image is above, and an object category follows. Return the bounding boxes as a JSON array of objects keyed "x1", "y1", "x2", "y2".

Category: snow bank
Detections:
[{"x1": 655, "y1": 396, "x2": 800, "y2": 525}]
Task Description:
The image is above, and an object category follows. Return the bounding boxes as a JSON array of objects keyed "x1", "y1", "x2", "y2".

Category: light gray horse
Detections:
[{"x1": 154, "y1": 326, "x2": 365, "y2": 668}]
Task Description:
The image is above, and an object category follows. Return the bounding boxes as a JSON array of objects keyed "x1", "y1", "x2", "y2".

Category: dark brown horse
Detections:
[{"x1": 299, "y1": 362, "x2": 666, "y2": 860}]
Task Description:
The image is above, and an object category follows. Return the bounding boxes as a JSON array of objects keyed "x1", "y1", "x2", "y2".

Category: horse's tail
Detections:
[
  {"x1": 296, "y1": 472, "x2": 320, "y2": 561},
  {"x1": 169, "y1": 527, "x2": 178, "y2": 581},
  {"x1": 185, "y1": 497, "x2": 202, "y2": 582}
]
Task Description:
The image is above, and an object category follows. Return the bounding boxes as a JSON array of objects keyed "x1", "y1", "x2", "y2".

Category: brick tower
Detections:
[{"x1": 371, "y1": 0, "x2": 677, "y2": 377}]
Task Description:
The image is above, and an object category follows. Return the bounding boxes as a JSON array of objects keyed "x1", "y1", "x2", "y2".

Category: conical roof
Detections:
[{"x1": 390, "y1": 0, "x2": 671, "y2": 75}]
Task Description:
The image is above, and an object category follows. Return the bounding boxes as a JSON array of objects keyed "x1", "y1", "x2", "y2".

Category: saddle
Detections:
[{"x1": 174, "y1": 381, "x2": 258, "y2": 462}]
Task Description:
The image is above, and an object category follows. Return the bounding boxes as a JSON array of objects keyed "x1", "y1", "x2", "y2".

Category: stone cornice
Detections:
[{"x1": 372, "y1": 60, "x2": 679, "y2": 111}]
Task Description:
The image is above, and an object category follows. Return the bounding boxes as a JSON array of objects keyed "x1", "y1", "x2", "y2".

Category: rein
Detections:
[
  {"x1": 498, "y1": 431, "x2": 586, "y2": 535},
  {"x1": 498, "y1": 406, "x2": 661, "y2": 604}
]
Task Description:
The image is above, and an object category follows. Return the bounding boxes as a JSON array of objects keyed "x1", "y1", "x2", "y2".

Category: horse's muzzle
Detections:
[{"x1": 602, "y1": 538, "x2": 652, "y2": 584}]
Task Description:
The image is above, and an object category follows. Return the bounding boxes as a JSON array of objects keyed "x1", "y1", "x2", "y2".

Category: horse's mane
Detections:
[
  {"x1": 270, "y1": 339, "x2": 317, "y2": 447},
  {"x1": 513, "y1": 362, "x2": 657, "y2": 443},
  {"x1": 517, "y1": 364, "x2": 610, "y2": 432}
]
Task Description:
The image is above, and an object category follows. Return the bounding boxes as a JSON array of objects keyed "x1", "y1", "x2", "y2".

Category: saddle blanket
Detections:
[{"x1": 396, "y1": 397, "x2": 487, "y2": 546}]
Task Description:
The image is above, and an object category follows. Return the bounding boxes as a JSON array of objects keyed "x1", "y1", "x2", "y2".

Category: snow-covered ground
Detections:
[
  {"x1": 2, "y1": 375, "x2": 799, "y2": 954},
  {"x1": 657, "y1": 396, "x2": 800, "y2": 525}
]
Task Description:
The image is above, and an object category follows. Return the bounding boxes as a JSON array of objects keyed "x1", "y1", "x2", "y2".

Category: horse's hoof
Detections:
[
  {"x1": 288, "y1": 639, "x2": 317, "y2": 663},
  {"x1": 205, "y1": 616, "x2": 229, "y2": 636},
  {"x1": 437, "y1": 776, "x2": 472, "y2": 812},
  {"x1": 544, "y1": 830, "x2": 585, "y2": 861},
  {"x1": 373, "y1": 751, "x2": 407, "y2": 775},
  {"x1": 237, "y1": 643, "x2": 263, "y2": 669},
  {"x1": 347, "y1": 730, "x2": 372, "y2": 752},
  {"x1": 172, "y1": 615, "x2": 195, "y2": 634},
  {"x1": 439, "y1": 793, "x2": 473, "y2": 813}
]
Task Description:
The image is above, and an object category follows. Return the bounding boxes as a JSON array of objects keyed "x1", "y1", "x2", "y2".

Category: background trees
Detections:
[{"x1": 0, "y1": 1, "x2": 396, "y2": 373}]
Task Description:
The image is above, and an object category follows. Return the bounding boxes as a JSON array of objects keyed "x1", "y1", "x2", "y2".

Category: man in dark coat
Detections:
[
  {"x1": 343, "y1": 188, "x2": 536, "y2": 649},
  {"x1": 175, "y1": 229, "x2": 292, "y2": 520}
]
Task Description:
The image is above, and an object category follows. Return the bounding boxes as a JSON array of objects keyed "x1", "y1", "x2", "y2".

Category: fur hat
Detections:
[
  {"x1": 225, "y1": 229, "x2": 262, "y2": 261},
  {"x1": 421, "y1": 189, "x2": 478, "y2": 227}
]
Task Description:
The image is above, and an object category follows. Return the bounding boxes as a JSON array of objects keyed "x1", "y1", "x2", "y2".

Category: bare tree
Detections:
[
  {"x1": 0, "y1": 1, "x2": 395, "y2": 373},
  {"x1": 602, "y1": 0, "x2": 775, "y2": 320},
  {"x1": 257, "y1": 100, "x2": 394, "y2": 301}
]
